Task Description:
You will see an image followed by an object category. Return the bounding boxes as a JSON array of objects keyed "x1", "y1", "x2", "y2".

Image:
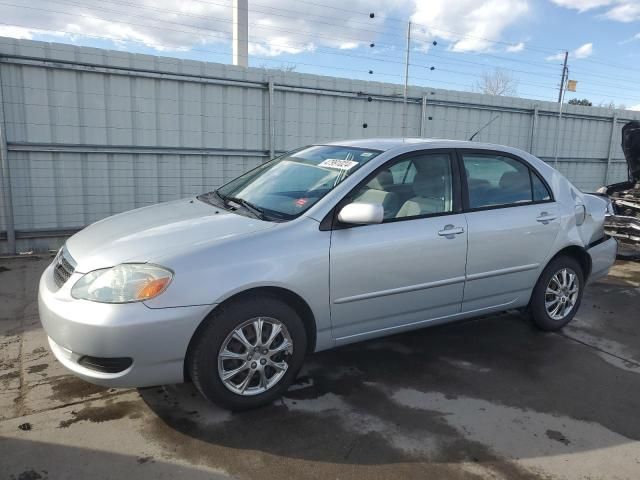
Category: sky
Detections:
[{"x1": 1, "y1": 0, "x2": 639, "y2": 110}]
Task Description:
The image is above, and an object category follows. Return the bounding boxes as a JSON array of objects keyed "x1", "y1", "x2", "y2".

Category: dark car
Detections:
[{"x1": 599, "y1": 121, "x2": 640, "y2": 256}]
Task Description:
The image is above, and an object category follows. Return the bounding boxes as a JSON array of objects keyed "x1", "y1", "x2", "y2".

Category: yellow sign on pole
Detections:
[{"x1": 567, "y1": 80, "x2": 577, "y2": 92}]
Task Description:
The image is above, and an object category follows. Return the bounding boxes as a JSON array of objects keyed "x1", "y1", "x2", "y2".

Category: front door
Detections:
[{"x1": 329, "y1": 151, "x2": 468, "y2": 344}]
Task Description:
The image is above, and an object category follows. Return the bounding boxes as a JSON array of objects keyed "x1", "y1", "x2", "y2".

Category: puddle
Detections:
[
  {"x1": 58, "y1": 400, "x2": 143, "y2": 428},
  {"x1": 48, "y1": 376, "x2": 108, "y2": 403}
]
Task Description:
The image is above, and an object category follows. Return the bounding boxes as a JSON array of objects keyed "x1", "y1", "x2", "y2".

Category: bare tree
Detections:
[
  {"x1": 474, "y1": 68, "x2": 518, "y2": 96},
  {"x1": 599, "y1": 100, "x2": 616, "y2": 109},
  {"x1": 598, "y1": 100, "x2": 627, "y2": 110}
]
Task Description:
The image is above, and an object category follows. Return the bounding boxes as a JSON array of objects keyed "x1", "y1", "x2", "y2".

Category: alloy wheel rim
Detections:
[
  {"x1": 545, "y1": 267, "x2": 579, "y2": 321},
  {"x1": 218, "y1": 317, "x2": 293, "y2": 396}
]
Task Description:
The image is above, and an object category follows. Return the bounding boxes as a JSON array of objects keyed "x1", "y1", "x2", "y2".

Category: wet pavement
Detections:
[{"x1": 1, "y1": 256, "x2": 639, "y2": 479}]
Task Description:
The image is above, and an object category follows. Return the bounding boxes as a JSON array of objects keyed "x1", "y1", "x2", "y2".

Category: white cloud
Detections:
[
  {"x1": 0, "y1": 0, "x2": 531, "y2": 59},
  {"x1": 0, "y1": 26, "x2": 33, "y2": 40},
  {"x1": 0, "y1": 0, "x2": 232, "y2": 51},
  {"x1": 506, "y1": 41, "x2": 525, "y2": 52},
  {"x1": 0, "y1": 0, "x2": 406, "y2": 57},
  {"x1": 630, "y1": 104, "x2": 640, "y2": 111},
  {"x1": 551, "y1": 0, "x2": 640, "y2": 22},
  {"x1": 604, "y1": 2, "x2": 640, "y2": 22},
  {"x1": 410, "y1": 0, "x2": 529, "y2": 53},
  {"x1": 546, "y1": 42, "x2": 593, "y2": 61},
  {"x1": 573, "y1": 42, "x2": 593, "y2": 58}
]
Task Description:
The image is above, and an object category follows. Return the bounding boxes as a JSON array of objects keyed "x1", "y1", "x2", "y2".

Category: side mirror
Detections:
[{"x1": 337, "y1": 202, "x2": 384, "y2": 225}]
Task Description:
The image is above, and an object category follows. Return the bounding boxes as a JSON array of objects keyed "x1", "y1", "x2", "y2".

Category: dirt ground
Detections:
[{"x1": 1, "y1": 256, "x2": 640, "y2": 480}]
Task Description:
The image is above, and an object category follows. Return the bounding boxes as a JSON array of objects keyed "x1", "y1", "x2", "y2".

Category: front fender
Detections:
[{"x1": 143, "y1": 217, "x2": 332, "y2": 348}]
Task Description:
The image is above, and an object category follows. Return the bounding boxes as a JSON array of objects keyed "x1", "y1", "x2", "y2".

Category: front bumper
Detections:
[
  {"x1": 38, "y1": 261, "x2": 213, "y2": 387},
  {"x1": 587, "y1": 237, "x2": 618, "y2": 283}
]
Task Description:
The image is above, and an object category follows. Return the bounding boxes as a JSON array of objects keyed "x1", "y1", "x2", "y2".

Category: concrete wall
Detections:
[{"x1": 1, "y1": 37, "x2": 639, "y2": 253}]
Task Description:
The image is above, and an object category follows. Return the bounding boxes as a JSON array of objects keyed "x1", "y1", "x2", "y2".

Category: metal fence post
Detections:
[
  {"x1": 419, "y1": 94, "x2": 427, "y2": 137},
  {"x1": 529, "y1": 105, "x2": 538, "y2": 154},
  {"x1": 604, "y1": 113, "x2": 618, "y2": 185},
  {"x1": 0, "y1": 62, "x2": 16, "y2": 254},
  {"x1": 268, "y1": 80, "x2": 275, "y2": 160}
]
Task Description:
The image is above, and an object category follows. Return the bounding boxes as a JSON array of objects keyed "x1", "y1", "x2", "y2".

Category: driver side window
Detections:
[{"x1": 351, "y1": 153, "x2": 454, "y2": 220}]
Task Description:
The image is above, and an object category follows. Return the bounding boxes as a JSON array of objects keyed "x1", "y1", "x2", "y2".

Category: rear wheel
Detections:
[
  {"x1": 529, "y1": 256, "x2": 584, "y2": 331},
  {"x1": 188, "y1": 296, "x2": 307, "y2": 410}
]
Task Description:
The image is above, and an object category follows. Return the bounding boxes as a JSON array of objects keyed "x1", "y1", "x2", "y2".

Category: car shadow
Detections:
[
  {"x1": 0, "y1": 437, "x2": 230, "y2": 480},
  {"x1": 139, "y1": 309, "x2": 640, "y2": 471}
]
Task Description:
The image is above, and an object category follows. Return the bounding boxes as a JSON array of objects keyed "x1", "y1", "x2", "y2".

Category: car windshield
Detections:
[{"x1": 202, "y1": 145, "x2": 382, "y2": 221}]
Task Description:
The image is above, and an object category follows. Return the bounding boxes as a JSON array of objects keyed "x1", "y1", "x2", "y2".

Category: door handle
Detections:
[
  {"x1": 438, "y1": 225, "x2": 465, "y2": 237},
  {"x1": 536, "y1": 211, "x2": 557, "y2": 224}
]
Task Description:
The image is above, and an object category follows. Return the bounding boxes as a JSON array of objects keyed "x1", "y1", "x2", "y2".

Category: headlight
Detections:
[{"x1": 71, "y1": 264, "x2": 173, "y2": 303}]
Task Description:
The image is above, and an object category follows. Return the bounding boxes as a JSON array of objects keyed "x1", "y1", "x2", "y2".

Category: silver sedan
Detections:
[{"x1": 38, "y1": 138, "x2": 617, "y2": 410}]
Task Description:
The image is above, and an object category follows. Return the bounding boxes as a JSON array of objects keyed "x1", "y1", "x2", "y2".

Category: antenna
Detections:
[{"x1": 468, "y1": 115, "x2": 501, "y2": 141}]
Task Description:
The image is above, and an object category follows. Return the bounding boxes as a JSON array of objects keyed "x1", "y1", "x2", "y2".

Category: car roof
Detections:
[{"x1": 323, "y1": 137, "x2": 521, "y2": 154}]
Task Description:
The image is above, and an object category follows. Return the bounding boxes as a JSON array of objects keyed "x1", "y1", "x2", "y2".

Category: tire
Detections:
[
  {"x1": 529, "y1": 255, "x2": 584, "y2": 331},
  {"x1": 188, "y1": 295, "x2": 307, "y2": 410}
]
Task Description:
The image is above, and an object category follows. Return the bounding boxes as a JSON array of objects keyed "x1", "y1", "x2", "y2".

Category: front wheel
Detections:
[
  {"x1": 188, "y1": 296, "x2": 307, "y2": 410},
  {"x1": 529, "y1": 256, "x2": 584, "y2": 331}
]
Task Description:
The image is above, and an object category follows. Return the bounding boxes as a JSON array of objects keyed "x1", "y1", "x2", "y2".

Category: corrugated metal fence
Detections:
[{"x1": 1, "y1": 37, "x2": 639, "y2": 254}]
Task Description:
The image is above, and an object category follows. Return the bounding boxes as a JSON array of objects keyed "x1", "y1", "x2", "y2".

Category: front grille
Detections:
[{"x1": 53, "y1": 247, "x2": 76, "y2": 288}]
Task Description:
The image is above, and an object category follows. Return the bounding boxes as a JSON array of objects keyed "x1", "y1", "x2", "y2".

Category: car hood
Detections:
[
  {"x1": 66, "y1": 198, "x2": 276, "y2": 272},
  {"x1": 622, "y1": 121, "x2": 640, "y2": 182}
]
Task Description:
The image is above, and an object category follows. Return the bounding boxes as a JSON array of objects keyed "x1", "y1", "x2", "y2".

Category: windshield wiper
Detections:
[
  {"x1": 225, "y1": 196, "x2": 267, "y2": 220},
  {"x1": 211, "y1": 190, "x2": 227, "y2": 206},
  {"x1": 198, "y1": 190, "x2": 226, "y2": 208}
]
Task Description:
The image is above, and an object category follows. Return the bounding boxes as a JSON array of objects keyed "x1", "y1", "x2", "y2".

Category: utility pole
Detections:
[
  {"x1": 557, "y1": 51, "x2": 568, "y2": 103},
  {"x1": 232, "y1": 0, "x2": 248, "y2": 67},
  {"x1": 402, "y1": 21, "x2": 412, "y2": 135},
  {"x1": 553, "y1": 51, "x2": 569, "y2": 166}
]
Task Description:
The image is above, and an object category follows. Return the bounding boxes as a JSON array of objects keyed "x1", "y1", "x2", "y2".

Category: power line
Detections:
[
  {"x1": 2, "y1": 0, "x2": 389, "y2": 52},
  {"x1": 2, "y1": 2, "x2": 637, "y2": 103},
  {"x1": 5, "y1": 0, "x2": 638, "y2": 86},
  {"x1": 0, "y1": 21, "x2": 558, "y2": 102},
  {"x1": 416, "y1": 49, "x2": 560, "y2": 72},
  {"x1": 0, "y1": 1, "x2": 566, "y2": 92},
  {"x1": 2, "y1": 0, "x2": 563, "y2": 59},
  {"x1": 251, "y1": 0, "x2": 564, "y2": 54},
  {"x1": 109, "y1": 0, "x2": 566, "y2": 83}
]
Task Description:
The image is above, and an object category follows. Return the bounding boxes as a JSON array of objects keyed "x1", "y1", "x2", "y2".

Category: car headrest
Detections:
[
  {"x1": 413, "y1": 169, "x2": 445, "y2": 198},
  {"x1": 367, "y1": 169, "x2": 394, "y2": 190},
  {"x1": 499, "y1": 171, "x2": 529, "y2": 190}
]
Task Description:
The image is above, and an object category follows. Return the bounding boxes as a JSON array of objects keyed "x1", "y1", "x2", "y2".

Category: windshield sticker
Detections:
[
  {"x1": 317, "y1": 159, "x2": 359, "y2": 170},
  {"x1": 295, "y1": 198, "x2": 308, "y2": 207},
  {"x1": 360, "y1": 152, "x2": 374, "y2": 157}
]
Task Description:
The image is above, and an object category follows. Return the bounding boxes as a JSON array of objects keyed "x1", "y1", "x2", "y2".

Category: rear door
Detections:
[{"x1": 460, "y1": 150, "x2": 560, "y2": 311}]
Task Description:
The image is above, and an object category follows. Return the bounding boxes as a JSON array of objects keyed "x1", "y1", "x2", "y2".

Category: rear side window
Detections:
[
  {"x1": 462, "y1": 153, "x2": 551, "y2": 209},
  {"x1": 532, "y1": 172, "x2": 552, "y2": 201}
]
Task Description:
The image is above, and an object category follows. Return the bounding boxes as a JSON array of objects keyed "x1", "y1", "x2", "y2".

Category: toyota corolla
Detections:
[{"x1": 38, "y1": 139, "x2": 617, "y2": 410}]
